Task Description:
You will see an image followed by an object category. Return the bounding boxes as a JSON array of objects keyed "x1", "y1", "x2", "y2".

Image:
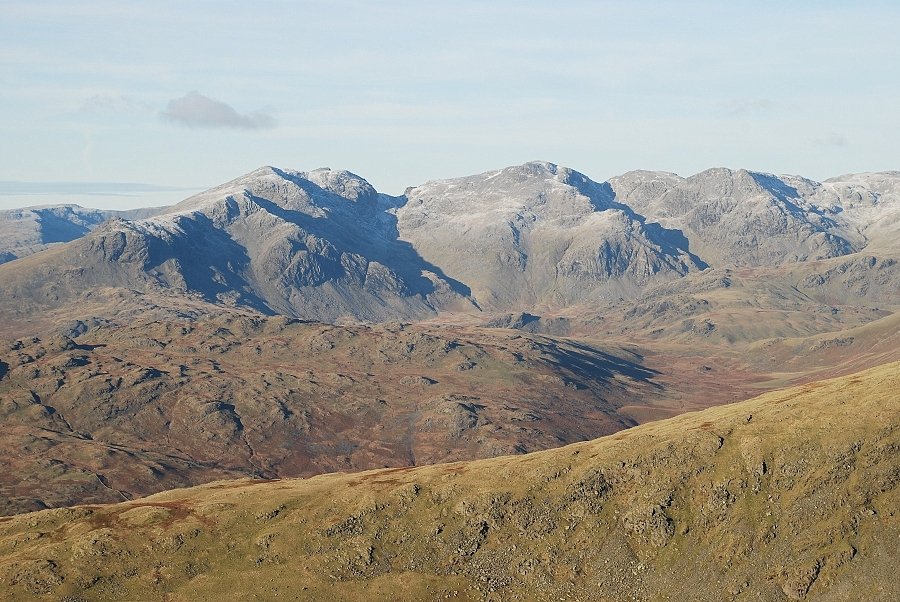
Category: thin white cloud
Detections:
[
  {"x1": 0, "y1": 181, "x2": 195, "y2": 196},
  {"x1": 813, "y1": 133, "x2": 849, "y2": 148},
  {"x1": 721, "y1": 98, "x2": 778, "y2": 116},
  {"x1": 78, "y1": 93, "x2": 149, "y2": 114},
  {"x1": 0, "y1": 1, "x2": 146, "y2": 20},
  {"x1": 160, "y1": 91, "x2": 276, "y2": 130}
]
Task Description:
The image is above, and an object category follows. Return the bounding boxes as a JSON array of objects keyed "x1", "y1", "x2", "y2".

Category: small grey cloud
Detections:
[
  {"x1": 721, "y1": 98, "x2": 778, "y2": 116},
  {"x1": 160, "y1": 91, "x2": 276, "y2": 129},
  {"x1": 813, "y1": 132, "x2": 849, "y2": 148}
]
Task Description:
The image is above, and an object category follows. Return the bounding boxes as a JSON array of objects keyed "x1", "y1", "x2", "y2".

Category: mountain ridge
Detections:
[{"x1": 3, "y1": 161, "x2": 896, "y2": 324}]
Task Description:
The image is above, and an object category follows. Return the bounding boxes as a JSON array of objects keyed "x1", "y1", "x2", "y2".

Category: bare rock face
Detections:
[
  {"x1": 609, "y1": 168, "x2": 847, "y2": 267},
  {"x1": 0, "y1": 163, "x2": 705, "y2": 319},
  {"x1": 1, "y1": 163, "x2": 898, "y2": 325},
  {"x1": 818, "y1": 171, "x2": 900, "y2": 253},
  {"x1": 114, "y1": 167, "x2": 481, "y2": 322},
  {"x1": 397, "y1": 162, "x2": 706, "y2": 310}
]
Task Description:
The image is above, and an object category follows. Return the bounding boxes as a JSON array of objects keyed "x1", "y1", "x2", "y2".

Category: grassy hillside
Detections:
[{"x1": 1, "y1": 362, "x2": 897, "y2": 601}]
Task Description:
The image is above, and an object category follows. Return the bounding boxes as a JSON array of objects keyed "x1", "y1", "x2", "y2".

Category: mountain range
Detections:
[{"x1": 1, "y1": 162, "x2": 898, "y2": 324}]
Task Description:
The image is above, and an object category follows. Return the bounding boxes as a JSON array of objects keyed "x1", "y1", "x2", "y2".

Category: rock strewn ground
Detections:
[{"x1": 0, "y1": 361, "x2": 896, "y2": 601}]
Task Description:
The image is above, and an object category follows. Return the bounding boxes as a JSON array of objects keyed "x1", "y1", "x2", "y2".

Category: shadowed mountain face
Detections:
[
  {"x1": 0, "y1": 163, "x2": 707, "y2": 319},
  {"x1": 0, "y1": 168, "x2": 477, "y2": 322},
  {"x1": 1, "y1": 361, "x2": 896, "y2": 601}
]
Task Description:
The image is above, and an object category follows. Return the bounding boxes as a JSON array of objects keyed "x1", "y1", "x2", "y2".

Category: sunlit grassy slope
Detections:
[{"x1": 1, "y1": 362, "x2": 897, "y2": 601}]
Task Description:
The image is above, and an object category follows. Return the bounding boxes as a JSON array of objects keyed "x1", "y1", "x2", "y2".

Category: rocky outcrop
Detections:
[
  {"x1": 0, "y1": 168, "x2": 477, "y2": 322},
  {"x1": 1, "y1": 164, "x2": 898, "y2": 323}
]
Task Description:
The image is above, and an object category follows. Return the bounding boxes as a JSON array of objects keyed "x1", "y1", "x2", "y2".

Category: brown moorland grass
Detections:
[{"x1": 0, "y1": 361, "x2": 897, "y2": 601}]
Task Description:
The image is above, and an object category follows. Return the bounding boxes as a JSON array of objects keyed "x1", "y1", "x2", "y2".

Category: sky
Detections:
[{"x1": 1, "y1": 0, "x2": 898, "y2": 209}]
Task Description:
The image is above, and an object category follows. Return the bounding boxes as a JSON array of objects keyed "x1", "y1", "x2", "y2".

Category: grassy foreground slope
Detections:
[{"x1": 0, "y1": 363, "x2": 897, "y2": 601}]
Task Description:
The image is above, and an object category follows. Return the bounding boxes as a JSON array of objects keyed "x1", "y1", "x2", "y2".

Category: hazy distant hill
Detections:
[{"x1": 0, "y1": 204, "x2": 164, "y2": 264}]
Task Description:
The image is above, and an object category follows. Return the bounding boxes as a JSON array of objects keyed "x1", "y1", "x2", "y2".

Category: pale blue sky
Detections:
[{"x1": 1, "y1": 0, "x2": 898, "y2": 208}]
